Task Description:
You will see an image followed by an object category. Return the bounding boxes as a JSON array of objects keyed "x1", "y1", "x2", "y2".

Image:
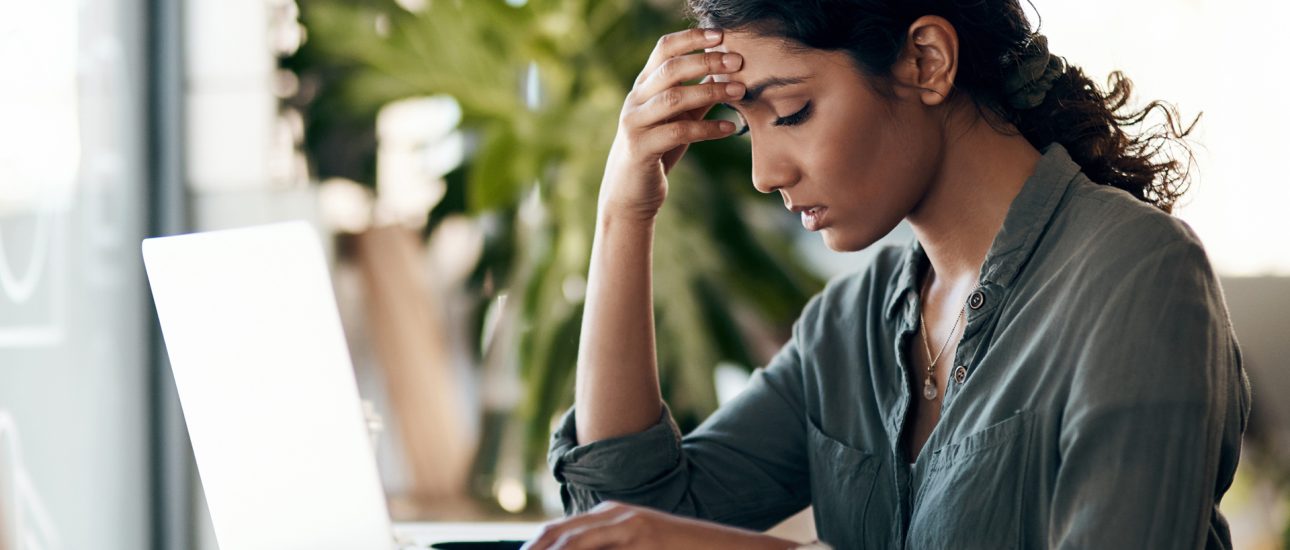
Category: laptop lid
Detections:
[{"x1": 144, "y1": 221, "x2": 394, "y2": 550}]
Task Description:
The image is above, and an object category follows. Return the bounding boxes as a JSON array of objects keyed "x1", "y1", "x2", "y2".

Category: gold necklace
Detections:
[{"x1": 918, "y1": 278, "x2": 968, "y2": 401}]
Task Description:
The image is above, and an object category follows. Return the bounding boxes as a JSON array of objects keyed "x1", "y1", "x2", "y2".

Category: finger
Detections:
[
  {"x1": 675, "y1": 75, "x2": 723, "y2": 123},
  {"x1": 637, "y1": 119, "x2": 738, "y2": 156},
  {"x1": 551, "y1": 513, "x2": 640, "y2": 550},
  {"x1": 677, "y1": 75, "x2": 720, "y2": 122},
  {"x1": 637, "y1": 50, "x2": 742, "y2": 100},
  {"x1": 522, "y1": 503, "x2": 632, "y2": 550},
  {"x1": 627, "y1": 81, "x2": 745, "y2": 128},
  {"x1": 635, "y1": 28, "x2": 724, "y2": 87},
  {"x1": 633, "y1": 75, "x2": 716, "y2": 128}
]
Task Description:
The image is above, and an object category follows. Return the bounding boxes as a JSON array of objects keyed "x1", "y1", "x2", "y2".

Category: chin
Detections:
[
  {"x1": 820, "y1": 222, "x2": 895, "y2": 253},
  {"x1": 820, "y1": 229, "x2": 868, "y2": 253}
]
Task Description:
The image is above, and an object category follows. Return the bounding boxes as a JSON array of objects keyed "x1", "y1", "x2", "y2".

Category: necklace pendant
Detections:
[{"x1": 922, "y1": 376, "x2": 939, "y2": 400}]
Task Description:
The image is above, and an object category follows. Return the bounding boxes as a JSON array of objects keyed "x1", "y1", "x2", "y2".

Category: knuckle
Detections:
[
  {"x1": 656, "y1": 33, "x2": 672, "y2": 50},
  {"x1": 658, "y1": 58, "x2": 678, "y2": 80},
  {"x1": 705, "y1": 51, "x2": 726, "y2": 70},
  {"x1": 661, "y1": 89, "x2": 683, "y2": 108},
  {"x1": 667, "y1": 124, "x2": 689, "y2": 142},
  {"x1": 619, "y1": 101, "x2": 639, "y2": 122},
  {"x1": 664, "y1": 29, "x2": 698, "y2": 48}
]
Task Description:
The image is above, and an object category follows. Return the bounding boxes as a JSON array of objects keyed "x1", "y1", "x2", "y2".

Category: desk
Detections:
[{"x1": 394, "y1": 521, "x2": 542, "y2": 547}]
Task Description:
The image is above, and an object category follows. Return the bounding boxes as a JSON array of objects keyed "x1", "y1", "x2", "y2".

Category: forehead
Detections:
[{"x1": 704, "y1": 30, "x2": 840, "y2": 84}]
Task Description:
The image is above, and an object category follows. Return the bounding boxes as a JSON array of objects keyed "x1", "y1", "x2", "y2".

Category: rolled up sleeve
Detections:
[
  {"x1": 548, "y1": 403, "x2": 685, "y2": 509},
  {"x1": 547, "y1": 296, "x2": 820, "y2": 530}
]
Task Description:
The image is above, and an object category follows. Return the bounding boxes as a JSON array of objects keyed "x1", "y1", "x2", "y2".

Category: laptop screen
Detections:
[{"x1": 144, "y1": 221, "x2": 394, "y2": 550}]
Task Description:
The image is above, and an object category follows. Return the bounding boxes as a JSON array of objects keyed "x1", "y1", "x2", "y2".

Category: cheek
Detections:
[
  {"x1": 819, "y1": 103, "x2": 926, "y2": 208},
  {"x1": 808, "y1": 102, "x2": 936, "y2": 251}
]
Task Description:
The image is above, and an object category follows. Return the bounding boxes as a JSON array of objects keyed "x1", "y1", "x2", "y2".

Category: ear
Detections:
[{"x1": 891, "y1": 15, "x2": 959, "y2": 106}]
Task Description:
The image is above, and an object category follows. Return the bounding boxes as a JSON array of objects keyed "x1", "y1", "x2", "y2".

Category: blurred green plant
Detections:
[{"x1": 286, "y1": 0, "x2": 822, "y2": 498}]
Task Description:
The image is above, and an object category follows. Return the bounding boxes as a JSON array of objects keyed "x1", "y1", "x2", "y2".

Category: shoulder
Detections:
[
  {"x1": 1045, "y1": 174, "x2": 1213, "y2": 285},
  {"x1": 1015, "y1": 174, "x2": 1233, "y2": 357},
  {"x1": 1043, "y1": 180, "x2": 1240, "y2": 406},
  {"x1": 1044, "y1": 175, "x2": 1235, "y2": 357}
]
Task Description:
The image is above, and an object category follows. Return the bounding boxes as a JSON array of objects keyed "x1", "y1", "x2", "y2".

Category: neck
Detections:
[{"x1": 906, "y1": 114, "x2": 1042, "y2": 292}]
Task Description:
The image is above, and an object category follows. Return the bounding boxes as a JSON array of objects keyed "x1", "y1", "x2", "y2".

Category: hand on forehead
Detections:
[
  {"x1": 704, "y1": 48, "x2": 734, "y2": 83},
  {"x1": 703, "y1": 31, "x2": 824, "y2": 107},
  {"x1": 703, "y1": 31, "x2": 813, "y2": 86}
]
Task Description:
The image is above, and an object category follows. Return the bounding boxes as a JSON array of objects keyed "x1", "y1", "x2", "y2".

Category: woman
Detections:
[{"x1": 524, "y1": 1, "x2": 1251, "y2": 548}]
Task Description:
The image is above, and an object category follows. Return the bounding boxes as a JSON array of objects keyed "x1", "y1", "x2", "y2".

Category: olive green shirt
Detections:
[{"x1": 548, "y1": 143, "x2": 1252, "y2": 549}]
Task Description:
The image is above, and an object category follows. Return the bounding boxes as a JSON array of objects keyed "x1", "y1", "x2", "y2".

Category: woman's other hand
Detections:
[
  {"x1": 599, "y1": 28, "x2": 746, "y2": 222},
  {"x1": 520, "y1": 501, "x2": 796, "y2": 550}
]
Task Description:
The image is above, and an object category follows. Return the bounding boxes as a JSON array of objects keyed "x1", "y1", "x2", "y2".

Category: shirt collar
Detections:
[{"x1": 884, "y1": 142, "x2": 1082, "y2": 320}]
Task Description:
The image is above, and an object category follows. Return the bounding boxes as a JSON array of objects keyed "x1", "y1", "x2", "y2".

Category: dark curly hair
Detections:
[{"x1": 686, "y1": 0, "x2": 1198, "y2": 213}]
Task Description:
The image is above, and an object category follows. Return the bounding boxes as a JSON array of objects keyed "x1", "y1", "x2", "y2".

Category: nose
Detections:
[{"x1": 750, "y1": 138, "x2": 799, "y2": 194}]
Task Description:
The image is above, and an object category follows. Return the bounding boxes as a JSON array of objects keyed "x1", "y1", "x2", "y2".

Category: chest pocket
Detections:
[
  {"x1": 907, "y1": 409, "x2": 1035, "y2": 550},
  {"x1": 807, "y1": 420, "x2": 895, "y2": 550}
]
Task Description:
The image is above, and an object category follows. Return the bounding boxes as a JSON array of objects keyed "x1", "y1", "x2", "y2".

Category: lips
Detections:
[{"x1": 799, "y1": 206, "x2": 827, "y2": 231}]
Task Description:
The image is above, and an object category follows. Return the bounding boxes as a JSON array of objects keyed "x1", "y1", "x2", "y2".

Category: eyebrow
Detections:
[{"x1": 736, "y1": 75, "x2": 810, "y2": 105}]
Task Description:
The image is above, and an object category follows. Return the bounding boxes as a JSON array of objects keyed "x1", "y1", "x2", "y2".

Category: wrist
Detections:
[{"x1": 597, "y1": 205, "x2": 658, "y2": 232}]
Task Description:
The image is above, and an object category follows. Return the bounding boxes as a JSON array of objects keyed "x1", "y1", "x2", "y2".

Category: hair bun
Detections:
[{"x1": 1002, "y1": 34, "x2": 1067, "y2": 110}]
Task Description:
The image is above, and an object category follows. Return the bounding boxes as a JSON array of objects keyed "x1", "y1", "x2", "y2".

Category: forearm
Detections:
[
  {"x1": 574, "y1": 207, "x2": 663, "y2": 444},
  {"x1": 569, "y1": 24, "x2": 741, "y2": 449}
]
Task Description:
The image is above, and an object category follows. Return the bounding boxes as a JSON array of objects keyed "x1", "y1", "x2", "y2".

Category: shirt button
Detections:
[
  {"x1": 968, "y1": 289, "x2": 986, "y2": 310},
  {"x1": 953, "y1": 365, "x2": 969, "y2": 384}
]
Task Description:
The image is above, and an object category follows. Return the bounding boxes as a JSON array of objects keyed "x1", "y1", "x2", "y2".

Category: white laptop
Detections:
[{"x1": 143, "y1": 221, "x2": 537, "y2": 550}]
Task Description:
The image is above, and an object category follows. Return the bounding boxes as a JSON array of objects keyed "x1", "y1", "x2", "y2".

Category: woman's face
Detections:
[{"x1": 709, "y1": 30, "x2": 945, "y2": 252}]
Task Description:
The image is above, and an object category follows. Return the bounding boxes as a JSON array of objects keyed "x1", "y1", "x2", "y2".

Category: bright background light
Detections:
[{"x1": 1036, "y1": 0, "x2": 1290, "y2": 275}]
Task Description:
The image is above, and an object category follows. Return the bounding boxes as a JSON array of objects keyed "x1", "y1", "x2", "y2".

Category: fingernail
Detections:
[
  {"x1": 725, "y1": 82, "x2": 745, "y2": 97},
  {"x1": 705, "y1": 29, "x2": 721, "y2": 41},
  {"x1": 719, "y1": 120, "x2": 735, "y2": 133},
  {"x1": 722, "y1": 53, "x2": 741, "y2": 70}
]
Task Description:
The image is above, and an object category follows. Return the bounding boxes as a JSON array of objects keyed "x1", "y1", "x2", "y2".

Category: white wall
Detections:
[{"x1": 1035, "y1": 0, "x2": 1290, "y2": 276}]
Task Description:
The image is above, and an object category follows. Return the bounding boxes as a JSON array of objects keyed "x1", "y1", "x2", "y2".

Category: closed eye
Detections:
[
  {"x1": 719, "y1": 101, "x2": 812, "y2": 135},
  {"x1": 773, "y1": 101, "x2": 812, "y2": 127}
]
